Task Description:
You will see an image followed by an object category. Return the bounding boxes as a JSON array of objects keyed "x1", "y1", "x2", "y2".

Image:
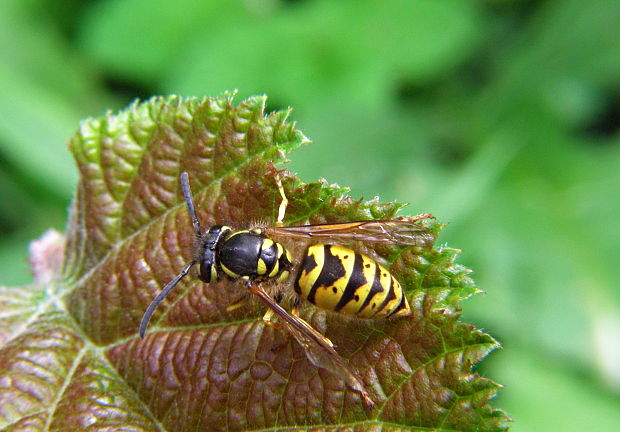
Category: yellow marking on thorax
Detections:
[
  {"x1": 228, "y1": 230, "x2": 249, "y2": 238},
  {"x1": 268, "y1": 243, "x2": 284, "y2": 277},
  {"x1": 257, "y1": 258, "x2": 267, "y2": 275},
  {"x1": 261, "y1": 238, "x2": 274, "y2": 250},
  {"x1": 278, "y1": 270, "x2": 290, "y2": 282},
  {"x1": 221, "y1": 263, "x2": 240, "y2": 279},
  {"x1": 285, "y1": 248, "x2": 293, "y2": 263}
]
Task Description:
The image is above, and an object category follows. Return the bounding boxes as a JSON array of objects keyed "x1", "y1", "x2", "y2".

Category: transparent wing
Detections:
[
  {"x1": 263, "y1": 215, "x2": 435, "y2": 247},
  {"x1": 246, "y1": 281, "x2": 374, "y2": 407}
]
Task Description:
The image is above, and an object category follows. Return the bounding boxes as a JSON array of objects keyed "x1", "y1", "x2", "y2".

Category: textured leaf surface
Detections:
[{"x1": 0, "y1": 95, "x2": 509, "y2": 431}]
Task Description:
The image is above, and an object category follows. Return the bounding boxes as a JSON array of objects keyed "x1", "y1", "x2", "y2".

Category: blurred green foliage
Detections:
[{"x1": 1, "y1": 0, "x2": 619, "y2": 430}]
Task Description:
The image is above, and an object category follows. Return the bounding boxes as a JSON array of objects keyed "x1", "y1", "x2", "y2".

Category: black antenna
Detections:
[
  {"x1": 138, "y1": 172, "x2": 202, "y2": 338},
  {"x1": 181, "y1": 172, "x2": 201, "y2": 239},
  {"x1": 139, "y1": 260, "x2": 196, "y2": 338}
]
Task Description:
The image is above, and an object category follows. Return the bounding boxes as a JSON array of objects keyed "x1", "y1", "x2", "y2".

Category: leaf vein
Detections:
[
  {"x1": 42, "y1": 346, "x2": 87, "y2": 432},
  {"x1": 377, "y1": 342, "x2": 496, "y2": 416}
]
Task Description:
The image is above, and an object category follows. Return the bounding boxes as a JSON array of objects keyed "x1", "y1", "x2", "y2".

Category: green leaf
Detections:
[
  {"x1": 0, "y1": 94, "x2": 509, "y2": 431},
  {"x1": 0, "y1": 1, "x2": 111, "y2": 198},
  {"x1": 81, "y1": 0, "x2": 481, "y2": 109}
]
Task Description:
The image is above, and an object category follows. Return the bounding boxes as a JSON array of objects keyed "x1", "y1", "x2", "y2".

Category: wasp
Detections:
[{"x1": 139, "y1": 169, "x2": 434, "y2": 406}]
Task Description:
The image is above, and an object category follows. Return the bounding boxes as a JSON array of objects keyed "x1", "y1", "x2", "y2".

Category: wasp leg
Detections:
[
  {"x1": 262, "y1": 307, "x2": 276, "y2": 324},
  {"x1": 246, "y1": 279, "x2": 374, "y2": 407},
  {"x1": 262, "y1": 303, "x2": 287, "y2": 333},
  {"x1": 274, "y1": 290, "x2": 284, "y2": 303},
  {"x1": 266, "y1": 162, "x2": 288, "y2": 227},
  {"x1": 226, "y1": 296, "x2": 249, "y2": 312},
  {"x1": 262, "y1": 289, "x2": 284, "y2": 327},
  {"x1": 290, "y1": 295, "x2": 301, "y2": 316},
  {"x1": 287, "y1": 297, "x2": 335, "y2": 347}
]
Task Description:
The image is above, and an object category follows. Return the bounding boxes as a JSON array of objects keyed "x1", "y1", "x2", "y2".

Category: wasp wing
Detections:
[
  {"x1": 247, "y1": 282, "x2": 374, "y2": 407},
  {"x1": 264, "y1": 215, "x2": 435, "y2": 247}
]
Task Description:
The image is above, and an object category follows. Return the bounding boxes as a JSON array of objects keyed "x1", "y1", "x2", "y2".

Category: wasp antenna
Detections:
[
  {"x1": 139, "y1": 260, "x2": 197, "y2": 338},
  {"x1": 180, "y1": 172, "x2": 201, "y2": 238}
]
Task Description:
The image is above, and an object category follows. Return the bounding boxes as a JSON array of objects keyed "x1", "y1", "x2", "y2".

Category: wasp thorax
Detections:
[
  {"x1": 197, "y1": 226, "x2": 293, "y2": 284},
  {"x1": 217, "y1": 231, "x2": 293, "y2": 281}
]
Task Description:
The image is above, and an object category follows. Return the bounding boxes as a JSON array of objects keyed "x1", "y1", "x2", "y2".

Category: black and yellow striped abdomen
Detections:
[{"x1": 294, "y1": 244, "x2": 410, "y2": 318}]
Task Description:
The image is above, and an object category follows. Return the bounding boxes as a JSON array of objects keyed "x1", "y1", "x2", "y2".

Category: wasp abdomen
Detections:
[{"x1": 294, "y1": 244, "x2": 411, "y2": 318}]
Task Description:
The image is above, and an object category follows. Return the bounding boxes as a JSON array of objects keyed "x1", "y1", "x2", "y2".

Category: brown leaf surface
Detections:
[{"x1": 0, "y1": 95, "x2": 509, "y2": 431}]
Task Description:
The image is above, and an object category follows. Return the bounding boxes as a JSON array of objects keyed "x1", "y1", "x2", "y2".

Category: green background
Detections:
[{"x1": 2, "y1": 0, "x2": 619, "y2": 429}]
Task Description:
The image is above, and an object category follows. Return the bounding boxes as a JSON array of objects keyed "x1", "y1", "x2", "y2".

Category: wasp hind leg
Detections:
[
  {"x1": 266, "y1": 162, "x2": 288, "y2": 227},
  {"x1": 290, "y1": 297, "x2": 301, "y2": 317},
  {"x1": 246, "y1": 279, "x2": 374, "y2": 407},
  {"x1": 287, "y1": 297, "x2": 336, "y2": 348},
  {"x1": 262, "y1": 308, "x2": 277, "y2": 325},
  {"x1": 261, "y1": 289, "x2": 284, "y2": 328}
]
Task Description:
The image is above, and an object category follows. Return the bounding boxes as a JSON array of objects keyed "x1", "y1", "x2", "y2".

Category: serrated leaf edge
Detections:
[{"x1": 65, "y1": 111, "x2": 305, "y2": 304}]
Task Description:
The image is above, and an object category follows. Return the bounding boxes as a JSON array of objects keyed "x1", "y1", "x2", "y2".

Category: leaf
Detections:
[{"x1": 0, "y1": 94, "x2": 510, "y2": 431}]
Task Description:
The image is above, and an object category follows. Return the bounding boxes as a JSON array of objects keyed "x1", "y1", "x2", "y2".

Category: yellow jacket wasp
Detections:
[{"x1": 139, "y1": 169, "x2": 434, "y2": 406}]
